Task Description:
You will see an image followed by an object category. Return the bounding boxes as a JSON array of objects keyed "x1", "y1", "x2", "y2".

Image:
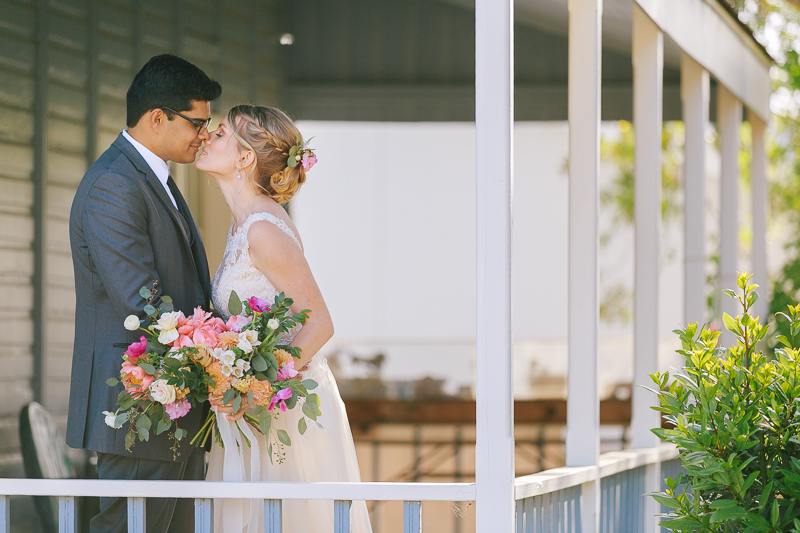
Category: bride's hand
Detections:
[{"x1": 210, "y1": 395, "x2": 252, "y2": 421}]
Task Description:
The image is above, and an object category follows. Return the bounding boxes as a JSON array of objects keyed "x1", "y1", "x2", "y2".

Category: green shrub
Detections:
[{"x1": 650, "y1": 272, "x2": 800, "y2": 532}]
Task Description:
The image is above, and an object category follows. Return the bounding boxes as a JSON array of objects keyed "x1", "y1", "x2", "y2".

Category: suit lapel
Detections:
[{"x1": 112, "y1": 134, "x2": 206, "y2": 297}]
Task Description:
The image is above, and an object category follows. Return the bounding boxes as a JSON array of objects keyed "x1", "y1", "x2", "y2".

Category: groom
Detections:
[{"x1": 67, "y1": 55, "x2": 221, "y2": 533}]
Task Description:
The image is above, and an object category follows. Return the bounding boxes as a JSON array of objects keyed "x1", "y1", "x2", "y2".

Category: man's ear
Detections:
[{"x1": 149, "y1": 108, "x2": 167, "y2": 132}]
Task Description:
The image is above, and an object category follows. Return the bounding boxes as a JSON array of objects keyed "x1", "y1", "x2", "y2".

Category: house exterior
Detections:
[{"x1": 0, "y1": 0, "x2": 772, "y2": 531}]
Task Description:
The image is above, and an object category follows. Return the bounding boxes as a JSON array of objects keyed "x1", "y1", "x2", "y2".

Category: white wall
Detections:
[{"x1": 292, "y1": 121, "x2": 685, "y2": 397}]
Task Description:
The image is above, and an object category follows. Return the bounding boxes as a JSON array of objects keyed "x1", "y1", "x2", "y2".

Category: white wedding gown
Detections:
[{"x1": 207, "y1": 211, "x2": 372, "y2": 533}]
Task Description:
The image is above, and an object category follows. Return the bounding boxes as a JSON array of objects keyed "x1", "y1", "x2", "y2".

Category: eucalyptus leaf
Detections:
[
  {"x1": 143, "y1": 304, "x2": 157, "y2": 316},
  {"x1": 276, "y1": 429, "x2": 291, "y2": 446},
  {"x1": 301, "y1": 379, "x2": 318, "y2": 391},
  {"x1": 298, "y1": 418, "x2": 307, "y2": 435},
  {"x1": 139, "y1": 287, "x2": 152, "y2": 299},
  {"x1": 137, "y1": 416, "x2": 151, "y2": 431},
  {"x1": 156, "y1": 419, "x2": 172, "y2": 435},
  {"x1": 139, "y1": 363, "x2": 156, "y2": 376},
  {"x1": 138, "y1": 426, "x2": 150, "y2": 442},
  {"x1": 232, "y1": 394, "x2": 242, "y2": 415},
  {"x1": 258, "y1": 412, "x2": 272, "y2": 435},
  {"x1": 223, "y1": 388, "x2": 236, "y2": 406},
  {"x1": 161, "y1": 295, "x2": 172, "y2": 304},
  {"x1": 228, "y1": 290, "x2": 243, "y2": 316},
  {"x1": 106, "y1": 377, "x2": 119, "y2": 387},
  {"x1": 174, "y1": 428, "x2": 187, "y2": 441},
  {"x1": 252, "y1": 354, "x2": 267, "y2": 372}
]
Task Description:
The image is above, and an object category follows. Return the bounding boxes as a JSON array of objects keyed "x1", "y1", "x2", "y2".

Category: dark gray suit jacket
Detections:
[{"x1": 67, "y1": 133, "x2": 211, "y2": 462}]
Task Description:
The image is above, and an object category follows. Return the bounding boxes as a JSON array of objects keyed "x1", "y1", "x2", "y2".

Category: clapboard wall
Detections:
[{"x1": 0, "y1": 0, "x2": 283, "y2": 479}]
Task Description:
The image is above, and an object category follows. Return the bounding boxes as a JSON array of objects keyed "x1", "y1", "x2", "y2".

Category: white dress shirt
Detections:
[{"x1": 122, "y1": 130, "x2": 177, "y2": 210}]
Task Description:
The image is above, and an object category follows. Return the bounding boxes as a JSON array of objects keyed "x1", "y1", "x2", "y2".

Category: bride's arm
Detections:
[{"x1": 247, "y1": 220, "x2": 334, "y2": 369}]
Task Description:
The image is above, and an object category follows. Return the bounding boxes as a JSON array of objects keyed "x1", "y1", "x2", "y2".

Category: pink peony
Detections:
[
  {"x1": 120, "y1": 361, "x2": 154, "y2": 398},
  {"x1": 192, "y1": 324, "x2": 219, "y2": 347},
  {"x1": 164, "y1": 398, "x2": 191, "y2": 420},
  {"x1": 301, "y1": 151, "x2": 317, "y2": 172},
  {"x1": 247, "y1": 296, "x2": 270, "y2": 314},
  {"x1": 124, "y1": 336, "x2": 147, "y2": 362},
  {"x1": 173, "y1": 334, "x2": 195, "y2": 349},
  {"x1": 276, "y1": 359, "x2": 299, "y2": 381},
  {"x1": 268, "y1": 388, "x2": 292, "y2": 412},
  {"x1": 226, "y1": 314, "x2": 252, "y2": 333}
]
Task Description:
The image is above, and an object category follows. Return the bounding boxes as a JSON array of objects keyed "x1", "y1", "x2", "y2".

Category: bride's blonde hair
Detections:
[{"x1": 227, "y1": 105, "x2": 307, "y2": 204}]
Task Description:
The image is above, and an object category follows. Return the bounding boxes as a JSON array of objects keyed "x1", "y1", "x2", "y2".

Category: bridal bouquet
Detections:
[
  {"x1": 192, "y1": 290, "x2": 323, "y2": 464},
  {"x1": 103, "y1": 283, "x2": 322, "y2": 462},
  {"x1": 104, "y1": 283, "x2": 222, "y2": 458}
]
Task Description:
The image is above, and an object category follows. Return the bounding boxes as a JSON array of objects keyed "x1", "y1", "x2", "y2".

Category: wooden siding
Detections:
[{"x1": 0, "y1": 0, "x2": 282, "y2": 493}]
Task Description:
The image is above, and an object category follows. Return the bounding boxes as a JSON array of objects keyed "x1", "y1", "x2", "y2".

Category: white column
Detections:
[
  {"x1": 681, "y1": 54, "x2": 709, "y2": 326},
  {"x1": 750, "y1": 114, "x2": 768, "y2": 321},
  {"x1": 475, "y1": 0, "x2": 514, "y2": 530},
  {"x1": 632, "y1": 8, "x2": 663, "y2": 532},
  {"x1": 718, "y1": 86, "x2": 743, "y2": 340},
  {"x1": 566, "y1": 0, "x2": 602, "y2": 531},
  {"x1": 631, "y1": 4, "x2": 663, "y2": 450}
]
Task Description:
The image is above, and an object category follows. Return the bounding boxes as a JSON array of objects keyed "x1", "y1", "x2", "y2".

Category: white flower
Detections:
[
  {"x1": 220, "y1": 350, "x2": 236, "y2": 366},
  {"x1": 236, "y1": 359, "x2": 251, "y2": 372},
  {"x1": 158, "y1": 328, "x2": 179, "y2": 345},
  {"x1": 154, "y1": 311, "x2": 182, "y2": 331},
  {"x1": 233, "y1": 366, "x2": 244, "y2": 379},
  {"x1": 124, "y1": 315, "x2": 140, "y2": 331},
  {"x1": 212, "y1": 347, "x2": 225, "y2": 360},
  {"x1": 221, "y1": 364, "x2": 234, "y2": 377},
  {"x1": 237, "y1": 330, "x2": 261, "y2": 353},
  {"x1": 149, "y1": 379, "x2": 176, "y2": 405},
  {"x1": 103, "y1": 411, "x2": 119, "y2": 428},
  {"x1": 267, "y1": 318, "x2": 280, "y2": 330}
]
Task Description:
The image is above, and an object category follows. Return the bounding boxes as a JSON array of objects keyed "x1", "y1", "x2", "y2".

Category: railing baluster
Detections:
[
  {"x1": 264, "y1": 499, "x2": 282, "y2": 533},
  {"x1": 58, "y1": 496, "x2": 76, "y2": 533},
  {"x1": 334, "y1": 500, "x2": 351, "y2": 533},
  {"x1": 403, "y1": 501, "x2": 421, "y2": 533},
  {"x1": 194, "y1": 498, "x2": 213, "y2": 533},
  {"x1": 127, "y1": 497, "x2": 146, "y2": 533},
  {"x1": 0, "y1": 496, "x2": 8, "y2": 533}
]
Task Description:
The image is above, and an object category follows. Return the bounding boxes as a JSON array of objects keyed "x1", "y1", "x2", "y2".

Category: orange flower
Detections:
[
  {"x1": 233, "y1": 375, "x2": 257, "y2": 393},
  {"x1": 250, "y1": 380, "x2": 274, "y2": 407},
  {"x1": 216, "y1": 331, "x2": 240, "y2": 350},
  {"x1": 206, "y1": 360, "x2": 232, "y2": 398},
  {"x1": 273, "y1": 349, "x2": 292, "y2": 366}
]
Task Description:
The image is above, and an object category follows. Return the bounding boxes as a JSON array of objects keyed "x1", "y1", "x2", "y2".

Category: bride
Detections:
[{"x1": 195, "y1": 104, "x2": 372, "y2": 533}]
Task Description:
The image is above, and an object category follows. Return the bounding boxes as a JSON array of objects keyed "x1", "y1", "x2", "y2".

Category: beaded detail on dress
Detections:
[{"x1": 211, "y1": 212, "x2": 303, "y2": 345}]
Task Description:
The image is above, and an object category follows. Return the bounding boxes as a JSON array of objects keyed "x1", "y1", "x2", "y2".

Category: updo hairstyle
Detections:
[{"x1": 227, "y1": 104, "x2": 307, "y2": 204}]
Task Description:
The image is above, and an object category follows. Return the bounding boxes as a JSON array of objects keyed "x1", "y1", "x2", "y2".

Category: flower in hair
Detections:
[
  {"x1": 301, "y1": 151, "x2": 317, "y2": 171},
  {"x1": 287, "y1": 135, "x2": 316, "y2": 171}
]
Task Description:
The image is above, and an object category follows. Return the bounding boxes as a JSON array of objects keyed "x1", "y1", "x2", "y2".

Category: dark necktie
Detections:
[{"x1": 166, "y1": 176, "x2": 194, "y2": 245}]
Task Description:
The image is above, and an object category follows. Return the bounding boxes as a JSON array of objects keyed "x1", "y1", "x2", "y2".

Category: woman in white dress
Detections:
[{"x1": 195, "y1": 104, "x2": 372, "y2": 533}]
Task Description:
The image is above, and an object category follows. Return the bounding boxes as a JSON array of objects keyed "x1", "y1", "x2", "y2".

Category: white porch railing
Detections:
[
  {"x1": 515, "y1": 446, "x2": 680, "y2": 533},
  {"x1": 0, "y1": 446, "x2": 678, "y2": 532}
]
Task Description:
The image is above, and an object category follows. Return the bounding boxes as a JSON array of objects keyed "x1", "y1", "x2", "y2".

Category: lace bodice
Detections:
[{"x1": 212, "y1": 212, "x2": 303, "y2": 345}]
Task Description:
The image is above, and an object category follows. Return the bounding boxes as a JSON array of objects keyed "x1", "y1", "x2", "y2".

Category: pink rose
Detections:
[
  {"x1": 120, "y1": 361, "x2": 154, "y2": 398},
  {"x1": 301, "y1": 151, "x2": 317, "y2": 172},
  {"x1": 164, "y1": 398, "x2": 191, "y2": 420},
  {"x1": 124, "y1": 336, "x2": 147, "y2": 363},
  {"x1": 226, "y1": 314, "x2": 252, "y2": 333},
  {"x1": 247, "y1": 296, "x2": 270, "y2": 314}
]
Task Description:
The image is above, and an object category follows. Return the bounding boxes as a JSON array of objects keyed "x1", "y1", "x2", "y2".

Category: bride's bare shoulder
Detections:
[{"x1": 245, "y1": 206, "x2": 303, "y2": 252}]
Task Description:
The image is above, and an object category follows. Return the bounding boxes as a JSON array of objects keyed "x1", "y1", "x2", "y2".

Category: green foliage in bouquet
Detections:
[
  {"x1": 649, "y1": 273, "x2": 800, "y2": 532},
  {"x1": 105, "y1": 284, "x2": 217, "y2": 459}
]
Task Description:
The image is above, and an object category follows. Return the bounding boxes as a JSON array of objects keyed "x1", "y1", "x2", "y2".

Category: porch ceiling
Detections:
[{"x1": 281, "y1": 0, "x2": 767, "y2": 122}]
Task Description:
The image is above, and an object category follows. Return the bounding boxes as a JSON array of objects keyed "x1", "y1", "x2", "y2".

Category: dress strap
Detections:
[{"x1": 241, "y1": 212, "x2": 302, "y2": 250}]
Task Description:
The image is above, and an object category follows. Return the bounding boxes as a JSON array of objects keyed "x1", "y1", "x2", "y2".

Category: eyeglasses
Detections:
[{"x1": 161, "y1": 107, "x2": 212, "y2": 134}]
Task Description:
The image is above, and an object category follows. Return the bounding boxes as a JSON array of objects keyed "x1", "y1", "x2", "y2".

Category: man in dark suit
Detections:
[{"x1": 67, "y1": 55, "x2": 221, "y2": 533}]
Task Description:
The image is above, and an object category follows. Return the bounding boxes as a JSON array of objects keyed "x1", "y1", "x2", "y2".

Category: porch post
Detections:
[
  {"x1": 566, "y1": 0, "x2": 602, "y2": 531},
  {"x1": 632, "y1": 6, "x2": 663, "y2": 532},
  {"x1": 475, "y1": 0, "x2": 514, "y2": 530},
  {"x1": 718, "y1": 86, "x2": 743, "y2": 341},
  {"x1": 681, "y1": 54, "x2": 710, "y2": 326},
  {"x1": 750, "y1": 114, "x2": 768, "y2": 321}
]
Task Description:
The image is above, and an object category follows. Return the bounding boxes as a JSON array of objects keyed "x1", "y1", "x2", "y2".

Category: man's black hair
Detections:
[{"x1": 126, "y1": 54, "x2": 222, "y2": 127}]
